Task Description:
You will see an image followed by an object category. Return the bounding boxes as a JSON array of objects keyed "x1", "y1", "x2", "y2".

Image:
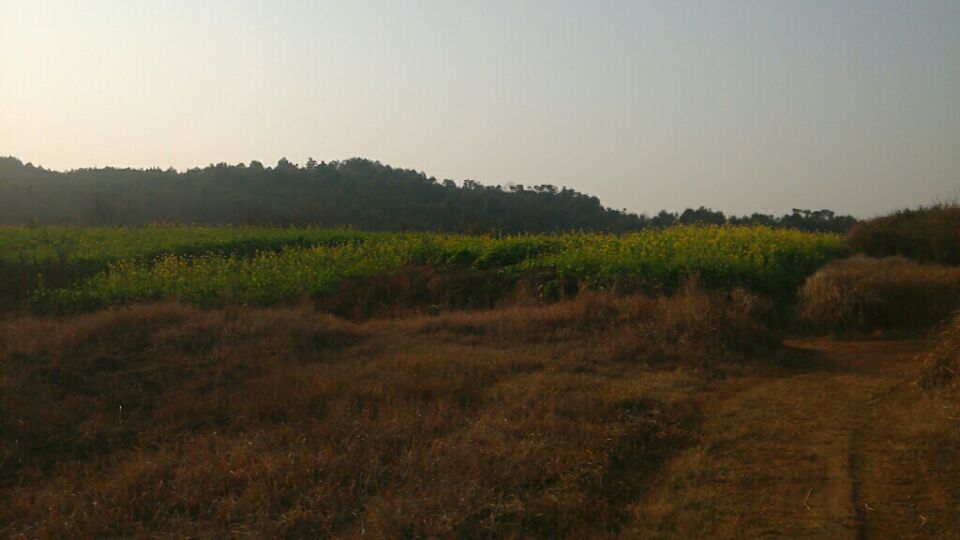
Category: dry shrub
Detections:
[
  {"x1": 0, "y1": 289, "x2": 769, "y2": 538},
  {"x1": 848, "y1": 203, "x2": 960, "y2": 265},
  {"x1": 918, "y1": 312, "x2": 960, "y2": 404},
  {"x1": 799, "y1": 256, "x2": 960, "y2": 335}
]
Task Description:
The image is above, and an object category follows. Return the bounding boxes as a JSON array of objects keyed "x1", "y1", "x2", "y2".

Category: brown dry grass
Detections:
[
  {"x1": 798, "y1": 256, "x2": 960, "y2": 335},
  {"x1": 408, "y1": 284, "x2": 778, "y2": 364},
  {"x1": 0, "y1": 287, "x2": 775, "y2": 538},
  {"x1": 918, "y1": 311, "x2": 960, "y2": 405}
]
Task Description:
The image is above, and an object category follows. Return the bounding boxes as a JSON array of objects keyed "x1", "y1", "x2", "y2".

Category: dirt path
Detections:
[{"x1": 626, "y1": 339, "x2": 960, "y2": 539}]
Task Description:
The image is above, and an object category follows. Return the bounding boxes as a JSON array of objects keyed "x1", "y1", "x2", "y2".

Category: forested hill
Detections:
[{"x1": 0, "y1": 157, "x2": 856, "y2": 233}]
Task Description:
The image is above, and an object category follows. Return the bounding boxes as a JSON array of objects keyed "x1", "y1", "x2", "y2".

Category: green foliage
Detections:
[
  {"x1": 0, "y1": 226, "x2": 371, "y2": 307},
  {"x1": 3, "y1": 225, "x2": 846, "y2": 312},
  {"x1": 0, "y1": 156, "x2": 856, "y2": 233}
]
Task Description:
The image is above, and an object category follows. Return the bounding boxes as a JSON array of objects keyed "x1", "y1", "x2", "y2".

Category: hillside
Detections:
[{"x1": 0, "y1": 157, "x2": 855, "y2": 233}]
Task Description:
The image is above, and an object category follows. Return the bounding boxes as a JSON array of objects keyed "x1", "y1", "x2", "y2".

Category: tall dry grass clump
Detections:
[
  {"x1": 0, "y1": 287, "x2": 775, "y2": 538},
  {"x1": 847, "y1": 203, "x2": 960, "y2": 265},
  {"x1": 411, "y1": 282, "x2": 778, "y2": 365},
  {"x1": 917, "y1": 312, "x2": 960, "y2": 405},
  {"x1": 799, "y1": 256, "x2": 960, "y2": 335}
]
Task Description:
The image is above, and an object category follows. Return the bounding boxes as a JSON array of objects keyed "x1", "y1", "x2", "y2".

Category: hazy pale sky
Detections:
[{"x1": 2, "y1": 1, "x2": 958, "y2": 217}]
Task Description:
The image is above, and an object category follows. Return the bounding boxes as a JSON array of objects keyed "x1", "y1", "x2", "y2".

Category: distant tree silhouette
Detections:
[{"x1": 0, "y1": 156, "x2": 857, "y2": 233}]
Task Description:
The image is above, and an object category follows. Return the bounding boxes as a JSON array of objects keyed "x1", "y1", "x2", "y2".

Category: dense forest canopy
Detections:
[{"x1": 0, "y1": 157, "x2": 856, "y2": 233}]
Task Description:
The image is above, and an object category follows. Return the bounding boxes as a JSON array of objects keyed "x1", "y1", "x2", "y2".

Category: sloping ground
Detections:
[
  {"x1": 0, "y1": 292, "x2": 768, "y2": 539},
  {"x1": 1, "y1": 297, "x2": 957, "y2": 537},
  {"x1": 631, "y1": 339, "x2": 960, "y2": 538}
]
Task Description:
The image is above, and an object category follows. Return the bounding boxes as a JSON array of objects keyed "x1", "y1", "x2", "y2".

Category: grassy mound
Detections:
[
  {"x1": 799, "y1": 256, "x2": 960, "y2": 335},
  {"x1": 412, "y1": 283, "x2": 778, "y2": 364},
  {"x1": 918, "y1": 312, "x2": 960, "y2": 405}
]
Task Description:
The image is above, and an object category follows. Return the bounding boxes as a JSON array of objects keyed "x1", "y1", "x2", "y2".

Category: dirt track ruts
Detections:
[{"x1": 626, "y1": 339, "x2": 960, "y2": 539}]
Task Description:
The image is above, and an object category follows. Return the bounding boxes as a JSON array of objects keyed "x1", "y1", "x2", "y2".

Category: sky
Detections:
[{"x1": 1, "y1": 1, "x2": 958, "y2": 217}]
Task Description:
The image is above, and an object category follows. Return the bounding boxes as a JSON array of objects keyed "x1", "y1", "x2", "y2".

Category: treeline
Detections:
[{"x1": 0, "y1": 157, "x2": 856, "y2": 233}]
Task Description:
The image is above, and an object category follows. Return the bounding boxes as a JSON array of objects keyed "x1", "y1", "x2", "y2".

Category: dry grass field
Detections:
[
  {"x1": 1, "y1": 287, "x2": 775, "y2": 538},
  {"x1": 2, "y1": 219, "x2": 960, "y2": 538},
  {"x1": 3, "y1": 286, "x2": 958, "y2": 538}
]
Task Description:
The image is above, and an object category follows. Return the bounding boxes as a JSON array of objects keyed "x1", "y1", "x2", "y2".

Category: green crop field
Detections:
[{"x1": 0, "y1": 225, "x2": 846, "y2": 312}]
